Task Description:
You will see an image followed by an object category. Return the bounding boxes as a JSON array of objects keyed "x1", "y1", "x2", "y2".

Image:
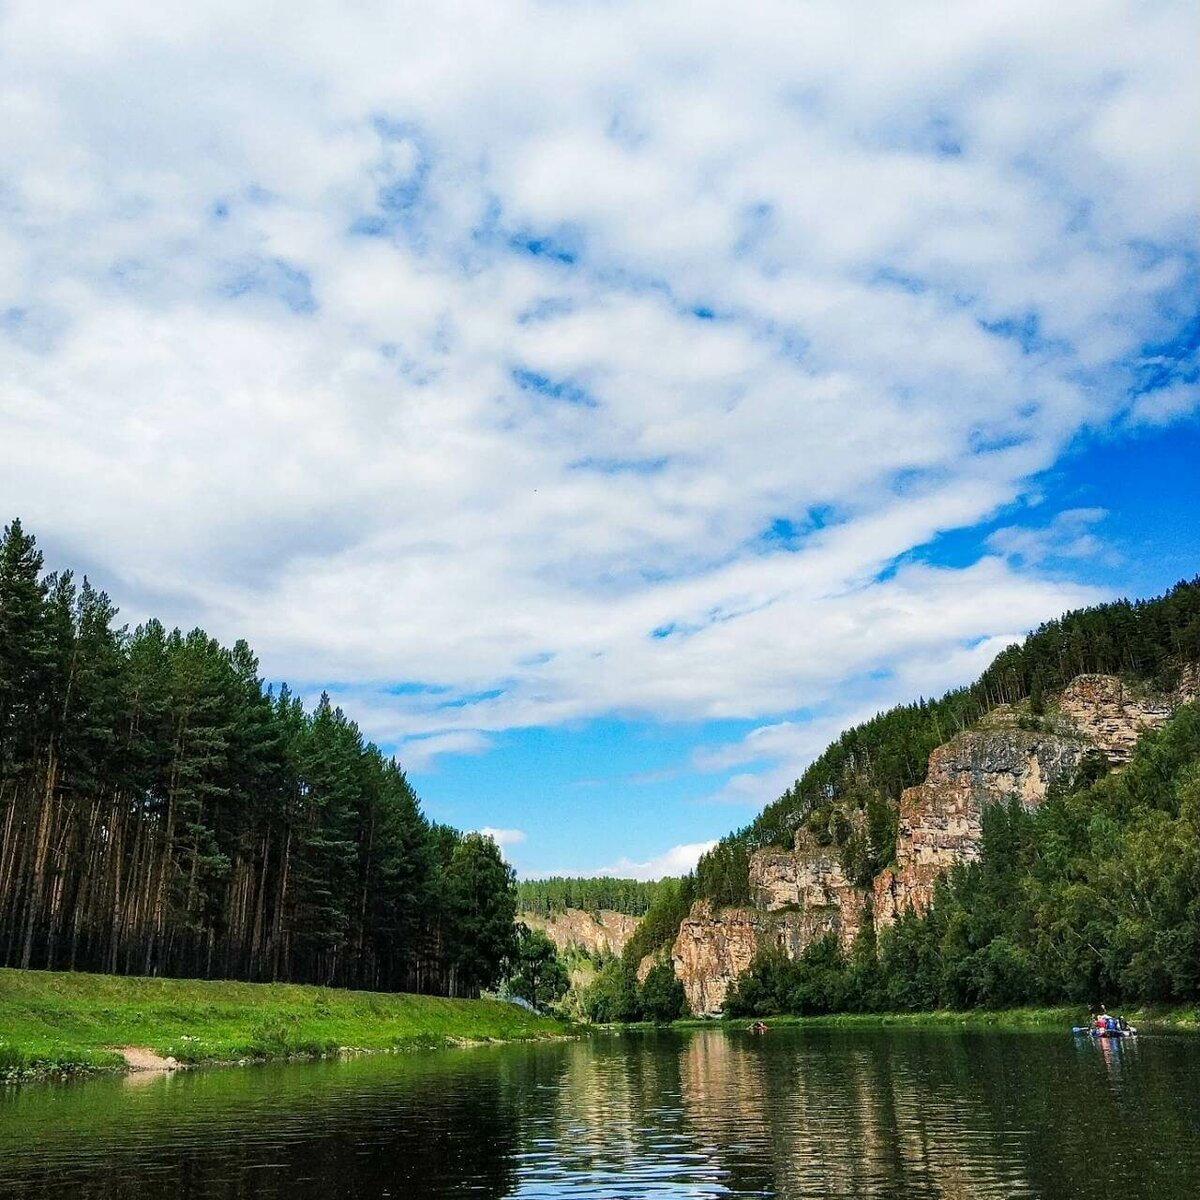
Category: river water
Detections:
[{"x1": 1, "y1": 1027, "x2": 1197, "y2": 1198}]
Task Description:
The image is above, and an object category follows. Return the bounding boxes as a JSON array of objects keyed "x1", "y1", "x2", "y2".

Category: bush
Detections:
[
  {"x1": 639, "y1": 963, "x2": 688, "y2": 1022},
  {"x1": 581, "y1": 961, "x2": 641, "y2": 1023}
]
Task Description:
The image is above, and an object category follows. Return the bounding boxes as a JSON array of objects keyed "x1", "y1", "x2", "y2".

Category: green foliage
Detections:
[
  {"x1": 694, "y1": 575, "x2": 1200, "y2": 907},
  {"x1": 731, "y1": 702, "x2": 1200, "y2": 1017},
  {"x1": 726, "y1": 936, "x2": 853, "y2": 1017},
  {"x1": 506, "y1": 925, "x2": 570, "y2": 1011},
  {"x1": 515, "y1": 876, "x2": 676, "y2": 917},
  {"x1": 889, "y1": 704, "x2": 1200, "y2": 1011},
  {"x1": 581, "y1": 960, "x2": 642, "y2": 1023},
  {"x1": 620, "y1": 875, "x2": 697, "y2": 968},
  {"x1": 579, "y1": 956, "x2": 693, "y2": 1023},
  {"x1": 639, "y1": 962, "x2": 688, "y2": 1023},
  {"x1": 0, "y1": 967, "x2": 564, "y2": 1079},
  {"x1": 0, "y1": 520, "x2": 517, "y2": 998}
]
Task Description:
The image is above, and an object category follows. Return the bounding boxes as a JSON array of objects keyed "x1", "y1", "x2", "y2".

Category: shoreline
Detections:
[
  {"x1": 599, "y1": 1004, "x2": 1200, "y2": 1035},
  {"x1": 0, "y1": 967, "x2": 570, "y2": 1084},
  {"x1": 679, "y1": 1005, "x2": 1200, "y2": 1033}
]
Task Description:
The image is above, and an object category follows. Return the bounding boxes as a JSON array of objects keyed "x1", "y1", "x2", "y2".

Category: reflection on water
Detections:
[{"x1": 1, "y1": 1027, "x2": 1198, "y2": 1198}]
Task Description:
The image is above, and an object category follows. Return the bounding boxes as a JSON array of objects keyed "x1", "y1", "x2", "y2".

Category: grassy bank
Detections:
[
  {"x1": 669, "y1": 1004, "x2": 1200, "y2": 1033},
  {"x1": 0, "y1": 968, "x2": 566, "y2": 1081}
]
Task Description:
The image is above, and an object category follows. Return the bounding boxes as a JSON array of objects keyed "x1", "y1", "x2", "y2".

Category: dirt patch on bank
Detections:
[{"x1": 112, "y1": 1046, "x2": 180, "y2": 1072}]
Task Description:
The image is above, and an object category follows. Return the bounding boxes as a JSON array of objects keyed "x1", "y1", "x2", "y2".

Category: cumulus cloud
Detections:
[
  {"x1": 564, "y1": 842, "x2": 720, "y2": 883},
  {"x1": 987, "y1": 508, "x2": 1110, "y2": 566},
  {"x1": 0, "y1": 0, "x2": 1195, "y2": 805}
]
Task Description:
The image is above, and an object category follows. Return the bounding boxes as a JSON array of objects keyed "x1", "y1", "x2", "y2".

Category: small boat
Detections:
[{"x1": 1072, "y1": 1025, "x2": 1136, "y2": 1039}]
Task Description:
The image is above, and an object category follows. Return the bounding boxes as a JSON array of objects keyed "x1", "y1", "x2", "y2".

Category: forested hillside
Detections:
[
  {"x1": 0, "y1": 520, "x2": 516, "y2": 996},
  {"x1": 516, "y1": 876, "x2": 674, "y2": 917},
  {"x1": 634, "y1": 578, "x2": 1200, "y2": 960},
  {"x1": 695, "y1": 578, "x2": 1200, "y2": 906},
  {"x1": 727, "y1": 699, "x2": 1200, "y2": 1015}
]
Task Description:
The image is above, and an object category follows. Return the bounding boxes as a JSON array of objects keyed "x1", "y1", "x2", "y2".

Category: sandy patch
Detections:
[{"x1": 112, "y1": 1046, "x2": 180, "y2": 1072}]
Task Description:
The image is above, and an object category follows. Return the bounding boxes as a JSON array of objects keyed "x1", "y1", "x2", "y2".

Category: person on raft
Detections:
[{"x1": 1091, "y1": 1006, "x2": 1130, "y2": 1035}]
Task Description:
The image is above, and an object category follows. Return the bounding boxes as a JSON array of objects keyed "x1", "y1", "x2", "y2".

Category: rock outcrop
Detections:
[
  {"x1": 872, "y1": 729, "x2": 1084, "y2": 926},
  {"x1": 520, "y1": 908, "x2": 640, "y2": 958},
  {"x1": 1057, "y1": 673, "x2": 1178, "y2": 763},
  {"x1": 673, "y1": 833, "x2": 870, "y2": 1014},
  {"x1": 748, "y1": 829, "x2": 869, "y2": 950},
  {"x1": 876, "y1": 673, "x2": 1190, "y2": 927},
  {"x1": 666, "y1": 671, "x2": 1196, "y2": 1012}
]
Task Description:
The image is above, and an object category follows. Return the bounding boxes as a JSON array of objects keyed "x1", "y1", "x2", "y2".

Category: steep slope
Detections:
[
  {"x1": 519, "y1": 908, "x2": 640, "y2": 958},
  {"x1": 672, "y1": 667, "x2": 1197, "y2": 1013}
]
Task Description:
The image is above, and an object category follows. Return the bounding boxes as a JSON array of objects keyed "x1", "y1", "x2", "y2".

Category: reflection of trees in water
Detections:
[
  {"x1": 3, "y1": 1034, "x2": 1199, "y2": 1200},
  {"x1": 0, "y1": 1050, "x2": 554, "y2": 1200},
  {"x1": 677, "y1": 1030, "x2": 1034, "y2": 1198},
  {"x1": 677, "y1": 1030, "x2": 1200, "y2": 1200},
  {"x1": 520, "y1": 1031, "x2": 727, "y2": 1193}
]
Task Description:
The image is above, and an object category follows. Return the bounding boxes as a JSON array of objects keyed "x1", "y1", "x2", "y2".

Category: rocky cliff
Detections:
[
  {"x1": 671, "y1": 671, "x2": 1193, "y2": 1014},
  {"x1": 671, "y1": 832, "x2": 870, "y2": 1014},
  {"x1": 672, "y1": 897, "x2": 864, "y2": 1016},
  {"x1": 876, "y1": 672, "x2": 1192, "y2": 926},
  {"x1": 872, "y1": 727, "x2": 1085, "y2": 927},
  {"x1": 520, "y1": 908, "x2": 640, "y2": 957}
]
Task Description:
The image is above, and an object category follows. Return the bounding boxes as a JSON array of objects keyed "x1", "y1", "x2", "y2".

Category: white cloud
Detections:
[
  {"x1": 398, "y1": 730, "x2": 493, "y2": 772},
  {"x1": 1129, "y1": 383, "x2": 1200, "y2": 428},
  {"x1": 987, "y1": 507, "x2": 1110, "y2": 566},
  {"x1": 561, "y1": 841, "x2": 720, "y2": 883},
  {"x1": 0, "y1": 0, "x2": 1194, "y2": 805},
  {"x1": 475, "y1": 827, "x2": 527, "y2": 849}
]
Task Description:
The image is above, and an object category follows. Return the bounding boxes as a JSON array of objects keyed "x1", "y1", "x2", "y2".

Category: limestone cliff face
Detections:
[
  {"x1": 520, "y1": 909, "x2": 639, "y2": 957},
  {"x1": 673, "y1": 834, "x2": 869, "y2": 1014},
  {"x1": 872, "y1": 729, "x2": 1084, "y2": 927},
  {"x1": 876, "y1": 672, "x2": 1191, "y2": 927},
  {"x1": 748, "y1": 829, "x2": 869, "y2": 951},
  {"x1": 672, "y1": 901, "x2": 763, "y2": 1015},
  {"x1": 667, "y1": 670, "x2": 1194, "y2": 1012},
  {"x1": 1057, "y1": 673, "x2": 1179, "y2": 763}
]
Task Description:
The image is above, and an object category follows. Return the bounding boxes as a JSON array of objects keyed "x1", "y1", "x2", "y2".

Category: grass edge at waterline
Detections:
[
  {"x1": 664, "y1": 1003, "x2": 1200, "y2": 1033},
  {"x1": 0, "y1": 967, "x2": 570, "y2": 1082}
]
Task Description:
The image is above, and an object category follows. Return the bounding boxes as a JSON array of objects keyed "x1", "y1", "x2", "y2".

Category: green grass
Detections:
[
  {"x1": 0, "y1": 968, "x2": 567, "y2": 1081},
  {"x1": 668, "y1": 1003, "x2": 1200, "y2": 1033}
]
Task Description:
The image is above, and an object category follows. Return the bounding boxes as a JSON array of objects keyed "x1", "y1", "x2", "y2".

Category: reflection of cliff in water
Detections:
[
  {"x1": 521, "y1": 1031, "x2": 729, "y2": 1196},
  {"x1": 677, "y1": 1028, "x2": 1200, "y2": 1200},
  {"x1": 2, "y1": 1030, "x2": 1199, "y2": 1199}
]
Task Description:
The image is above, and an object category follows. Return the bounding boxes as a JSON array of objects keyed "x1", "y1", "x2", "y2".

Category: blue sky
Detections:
[
  {"x1": 0, "y1": 1, "x2": 1196, "y2": 877},
  {"x1": 416, "y1": 411, "x2": 1200, "y2": 876}
]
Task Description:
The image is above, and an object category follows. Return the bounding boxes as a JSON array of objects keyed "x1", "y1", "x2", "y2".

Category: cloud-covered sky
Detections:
[{"x1": 2, "y1": 1, "x2": 1197, "y2": 876}]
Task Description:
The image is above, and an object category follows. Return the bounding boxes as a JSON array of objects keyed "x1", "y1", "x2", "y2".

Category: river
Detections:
[{"x1": 1, "y1": 1027, "x2": 1197, "y2": 1198}]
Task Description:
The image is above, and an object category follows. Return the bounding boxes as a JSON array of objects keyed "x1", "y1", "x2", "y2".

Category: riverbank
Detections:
[
  {"x1": 0, "y1": 968, "x2": 566, "y2": 1082},
  {"x1": 665, "y1": 1004, "x2": 1200, "y2": 1033}
]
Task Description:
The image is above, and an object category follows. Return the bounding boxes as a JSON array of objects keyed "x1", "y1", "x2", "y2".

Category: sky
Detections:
[{"x1": 1, "y1": 1, "x2": 1197, "y2": 879}]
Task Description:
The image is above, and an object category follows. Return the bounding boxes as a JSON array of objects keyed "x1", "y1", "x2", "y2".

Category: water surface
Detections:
[{"x1": 1, "y1": 1027, "x2": 1196, "y2": 1198}]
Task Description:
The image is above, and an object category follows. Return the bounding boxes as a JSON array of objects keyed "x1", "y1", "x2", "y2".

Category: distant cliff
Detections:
[
  {"x1": 519, "y1": 908, "x2": 640, "y2": 958},
  {"x1": 671, "y1": 671, "x2": 1196, "y2": 1014}
]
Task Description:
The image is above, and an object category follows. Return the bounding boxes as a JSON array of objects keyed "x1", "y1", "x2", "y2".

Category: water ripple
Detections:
[{"x1": 1, "y1": 1029, "x2": 1198, "y2": 1198}]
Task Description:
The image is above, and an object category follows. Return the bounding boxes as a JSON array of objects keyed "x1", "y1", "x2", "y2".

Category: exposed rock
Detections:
[
  {"x1": 748, "y1": 830, "x2": 864, "y2": 921},
  {"x1": 1056, "y1": 674, "x2": 1177, "y2": 763},
  {"x1": 113, "y1": 1046, "x2": 179, "y2": 1072},
  {"x1": 666, "y1": 671, "x2": 1197, "y2": 1009},
  {"x1": 671, "y1": 881, "x2": 868, "y2": 1015},
  {"x1": 876, "y1": 672, "x2": 1190, "y2": 927},
  {"x1": 519, "y1": 908, "x2": 639, "y2": 958},
  {"x1": 875, "y1": 729, "x2": 1085, "y2": 926},
  {"x1": 636, "y1": 953, "x2": 659, "y2": 983},
  {"x1": 671, "y1": 900, "x2": 770, "y2": 1016}
]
